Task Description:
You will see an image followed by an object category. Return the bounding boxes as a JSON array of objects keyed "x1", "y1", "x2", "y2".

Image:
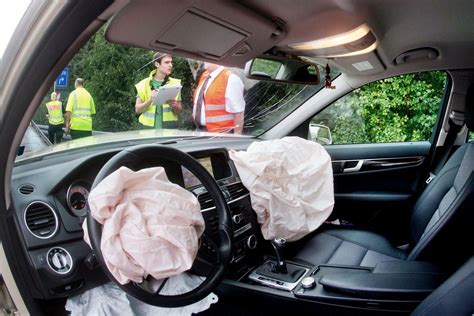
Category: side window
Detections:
[{"x1": 310, "y1": 71, "x2": 448, "y2": 145}]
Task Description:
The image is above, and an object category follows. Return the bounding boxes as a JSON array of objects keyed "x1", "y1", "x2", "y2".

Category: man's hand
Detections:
[
  {"x1": 233, "y1": 112, "x2": 244, "y2": 134},
  {"x1": 167, "y1": 99, "x2": 182, "y2": 112},
  {"x1": 150, "y1": 89, "x2": 159, "y2": 100}
]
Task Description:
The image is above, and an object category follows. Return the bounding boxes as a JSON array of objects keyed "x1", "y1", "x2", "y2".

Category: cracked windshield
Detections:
[{"x1": 21, "y1": 27, "x2": 332, "y2": 158}]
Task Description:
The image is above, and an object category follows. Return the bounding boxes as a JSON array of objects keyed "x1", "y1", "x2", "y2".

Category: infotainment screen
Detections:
[{"x1": 182, "y1": 157, "x2": 214, "y2": 188}]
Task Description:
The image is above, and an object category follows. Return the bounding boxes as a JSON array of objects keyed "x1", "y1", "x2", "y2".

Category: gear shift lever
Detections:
[
  {"x1": 271, "y1": 237, "x2": 287, "y2": 273},
  {"x1": 252, "y1": 237, "x2": 307, "y2": 290}
]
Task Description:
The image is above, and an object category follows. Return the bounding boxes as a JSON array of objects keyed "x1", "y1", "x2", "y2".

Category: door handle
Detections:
[{"x1": 342, "y1": 160, "x2": 364, "y2": 173}]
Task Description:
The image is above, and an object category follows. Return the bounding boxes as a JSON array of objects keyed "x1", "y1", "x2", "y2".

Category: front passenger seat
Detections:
[{"x1": 293, "y1": 85, "x2": 474, "y2": 270}]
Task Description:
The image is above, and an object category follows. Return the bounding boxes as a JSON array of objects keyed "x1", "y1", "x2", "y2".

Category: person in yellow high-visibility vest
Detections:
[
  {"x1": 45, "y1": 91, "x2": 64, "y2": 144},
  {"x1": 65, "y1": 78, "x2": 96, "y2": 139},
  {"x1": 135, "y1": 52, "x2": 182, "y2": 129}
]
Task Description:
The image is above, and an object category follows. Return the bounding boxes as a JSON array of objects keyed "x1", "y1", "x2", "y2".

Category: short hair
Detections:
[
  {"x1": 75, "y1": 78, "x2": 84, "y2": 86},
  {"x1": 153, "y1": 51, "x2": 172, "y2": 64},
  {"x1": 51, "y1": 92, "x2": 57, "y2": 100}
]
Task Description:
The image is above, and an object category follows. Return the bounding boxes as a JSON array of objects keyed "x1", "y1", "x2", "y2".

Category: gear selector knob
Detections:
[{"x1": 271, "y1": 237, "x2": 287, "y2": 273}]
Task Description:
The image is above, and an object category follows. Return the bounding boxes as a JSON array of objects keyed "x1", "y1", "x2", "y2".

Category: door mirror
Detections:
[
  {"x1": 309, "y1": 123, "x2": 332, "y2": 145},
  {"x1": 245, "y1": 56, "x2": 320, "y2": 85}
]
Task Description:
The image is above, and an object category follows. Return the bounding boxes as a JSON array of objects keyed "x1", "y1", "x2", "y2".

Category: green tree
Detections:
[
  {"x1": 314, "y1": 71, "x2": 447, "y2": 144},
  {"x1": 358, "y1": 72, "x2": 446, "y2": 143}
]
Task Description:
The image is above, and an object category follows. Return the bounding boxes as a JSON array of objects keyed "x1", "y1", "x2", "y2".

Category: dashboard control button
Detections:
[
  {"x1": 84, "y1": 252, "x2": 99, "y2": 270},
  {"x1": 247, "y1": 234, "x2": 257, "y2": 249},
  {"x1": 66, "y1": 180, "x2": 91, "y2": 217},
  {"x1": 47, "y1": 247, "x2": 73, "y2": 274},
  {"x1": 232, "y1": 214, "x2": 243, "y2": 224}
]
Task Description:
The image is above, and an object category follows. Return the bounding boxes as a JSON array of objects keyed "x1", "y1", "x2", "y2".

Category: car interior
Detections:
[{"x1": 0, "y1": 0, "x2": 473, "y2": 315}]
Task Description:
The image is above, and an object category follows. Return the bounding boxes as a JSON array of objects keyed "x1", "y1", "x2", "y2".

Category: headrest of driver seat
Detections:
[{"x1": 466, "y1": 84, "x2": 474, "y2": 131}]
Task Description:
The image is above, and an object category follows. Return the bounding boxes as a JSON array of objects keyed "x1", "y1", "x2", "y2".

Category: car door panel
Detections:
[{"x1": 324, "y1": 141, "x2": 431, "y2": 242}]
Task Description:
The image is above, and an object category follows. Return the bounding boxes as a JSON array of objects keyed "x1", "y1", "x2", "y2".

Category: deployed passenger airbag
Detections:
[{"x1": 229, "y1": 137, "x2": 334, "y2": 241}]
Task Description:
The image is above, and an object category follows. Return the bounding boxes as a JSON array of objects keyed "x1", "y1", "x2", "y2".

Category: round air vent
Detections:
[
  {"x1": 18, "y1": 184, "x2": 35, "y2": 195},
  {"x1": 24, "y1": 201, "x2": 58, "y2": 239}
]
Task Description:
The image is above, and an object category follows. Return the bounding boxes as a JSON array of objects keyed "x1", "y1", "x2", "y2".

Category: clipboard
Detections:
[{"x1": 152, "y1": 85, "x2": 182, "y2": 105}]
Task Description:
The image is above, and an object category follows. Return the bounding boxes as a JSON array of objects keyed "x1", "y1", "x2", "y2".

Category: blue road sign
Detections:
[{"x1": 55, "y1": 68, "x2": 68, "y2": 88}]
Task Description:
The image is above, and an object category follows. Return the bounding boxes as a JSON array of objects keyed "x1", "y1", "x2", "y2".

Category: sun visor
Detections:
[
  {"x1": 229, "y1": 137, "x2": 334, "y2": 242},
  {"x1": 153, "y1": 10, "x2": 249, "y2": 59},
  {"x1": 106, "y1": 0, "x2": 285, "y2": 67}
]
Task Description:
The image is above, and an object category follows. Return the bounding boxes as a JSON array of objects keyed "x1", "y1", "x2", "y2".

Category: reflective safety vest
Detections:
[
  {"x1": 45, "y1": 100, "x2": 64, "y2": 125},
  {"x1": 194, "y1": 69, "x2": 234, "y2": 133},
  {"x1": 66, "y1": 87, "x2": 95, "y2": 131},
  {"x1": 135, "y1": 70, "x2": 181, "y2": 128}
]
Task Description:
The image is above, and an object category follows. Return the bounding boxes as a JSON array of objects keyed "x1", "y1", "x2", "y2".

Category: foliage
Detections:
[
  {"x1": 32, "y1": 93, "x2": 52, "y2": 125},
  {"x1": 251, "y1": 58, "x2": 282, "y2": 78},
  {"x1": 313, "y1": 71, "x2": 447, "y2": 144}
]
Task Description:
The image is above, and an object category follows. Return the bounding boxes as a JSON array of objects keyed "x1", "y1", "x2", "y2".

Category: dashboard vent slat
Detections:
[
  {"x1": 226, "y1": 182, "x2": 248, "y2": 200},
  {"x1": 24, "y1": 202, "x2": 58, "y2": 239},
  {"x1": 197, "y1": 192, "x2": 215, "y2": 210},
  {"x1": 18, "y1": 184, "x2": 35, "y2": 195}
]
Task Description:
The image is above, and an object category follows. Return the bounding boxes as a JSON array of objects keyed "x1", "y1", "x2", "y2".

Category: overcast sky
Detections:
[{"x1": 0, "y1": 0, "x2": 31, "y2": 57}]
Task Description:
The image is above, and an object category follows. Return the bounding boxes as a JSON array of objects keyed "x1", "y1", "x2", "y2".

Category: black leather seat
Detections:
[
  {"x1": 294, "y1": 85, "x2": 474, "y2": 270},
  {"x1": 412, "y1": 256, "x2": 474, "y2": 315}
]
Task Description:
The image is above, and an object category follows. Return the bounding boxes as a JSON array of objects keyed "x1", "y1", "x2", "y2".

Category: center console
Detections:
[
  {"x1": 188, "y1": 149, "x2": 445, "y2": 312},
  {"x1": 187, "y1": 149, "x2": 264, "y2": 278},
  {"x1": 231, "y1": 257, "x2": 445, "y2": 313}
]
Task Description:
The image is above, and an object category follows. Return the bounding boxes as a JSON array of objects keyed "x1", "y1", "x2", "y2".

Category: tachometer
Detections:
[{"x1": 66, "y1": 180, "x2": 91, "y2": 217}]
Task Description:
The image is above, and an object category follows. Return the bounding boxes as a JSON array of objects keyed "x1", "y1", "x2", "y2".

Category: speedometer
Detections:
[{"x1": 66, "y1": 180, "x2": 91, "y2": 217}]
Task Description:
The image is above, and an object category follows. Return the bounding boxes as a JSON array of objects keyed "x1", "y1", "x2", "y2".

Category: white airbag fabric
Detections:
[
  {"x1": 66, "y1": 276, "x2": 218, "y2": 316},
  {"x1": 84, "y1": 166, "x2": 205, "y2": 284},
  {"x1": 229, "y1": 137, "x2": 334, "y2": 241}
]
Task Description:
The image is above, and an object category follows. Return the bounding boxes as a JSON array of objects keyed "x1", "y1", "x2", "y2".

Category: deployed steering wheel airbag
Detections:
[{"x1": 85, "y1": 166, "x2": 205, "y2": 284}]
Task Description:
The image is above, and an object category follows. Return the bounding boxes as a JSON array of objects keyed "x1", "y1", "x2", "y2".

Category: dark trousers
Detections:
[
  {"x1": 195, "y1": 125, "x2": 208, "y2": 132},
  {"x1": 70, "y1": 130, "x2": 92, "y2": 140},
  {"x1": 48, "y1": 124, "x2": 64, "y2": 144},
  {"x1": 140, "y1": 121, "x2": 178, "y2": 129},
  {"x1": 162, "y1": 121, "x2": 178, "y2": 129}
]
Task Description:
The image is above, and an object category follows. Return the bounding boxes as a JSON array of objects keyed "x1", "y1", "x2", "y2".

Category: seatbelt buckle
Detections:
[{"x1": 425, "y1": 173, "x2": 436, "y2": 184}]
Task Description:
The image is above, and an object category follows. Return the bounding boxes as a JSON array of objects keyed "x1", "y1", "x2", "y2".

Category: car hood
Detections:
[{"x1": 16, "y1": 129, "x2": 252, "y2": 162}]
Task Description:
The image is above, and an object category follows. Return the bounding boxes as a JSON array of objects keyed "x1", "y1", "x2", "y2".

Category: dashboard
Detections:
[{"x1": 10, "y1": 138, "x2": 263, "y2": 300}]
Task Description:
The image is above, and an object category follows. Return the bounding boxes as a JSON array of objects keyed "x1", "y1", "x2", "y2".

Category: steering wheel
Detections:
[{"x1": 87, "y1": 144, "x2": 233, "y2": 307}]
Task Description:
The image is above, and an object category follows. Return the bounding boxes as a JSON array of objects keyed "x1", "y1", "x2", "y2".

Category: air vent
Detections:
[
  {"x1": 24, "y1": 202, "x2": 58, "y2": 239},
  {"x1": 197, "y1": 192, "x2": 215, "y2": 210},
  {"x1": 18, "y1": 184, "x2": 35, "y2": 195},
  {"x1": 226, "y1": 182, "x2": 249, "y2": 200}
]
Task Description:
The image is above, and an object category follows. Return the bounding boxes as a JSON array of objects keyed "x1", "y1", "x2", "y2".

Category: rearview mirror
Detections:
[{"x1": 245, "y1": 56, "x2": 320, "y2": 85}]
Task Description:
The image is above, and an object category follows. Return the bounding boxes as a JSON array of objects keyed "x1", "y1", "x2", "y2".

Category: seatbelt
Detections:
[{"x1": 426, "y1": 110, "x2": 464, "y2": 184}]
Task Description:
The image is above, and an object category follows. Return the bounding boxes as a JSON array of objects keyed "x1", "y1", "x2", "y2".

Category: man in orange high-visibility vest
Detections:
[{"x1": 192, "y1": 63, "x2": 245, "y2": 134}]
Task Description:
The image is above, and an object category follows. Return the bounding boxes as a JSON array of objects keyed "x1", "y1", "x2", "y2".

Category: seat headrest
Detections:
[{"x1": 466, "y1": 84, "x2": 474, "y2": 131}]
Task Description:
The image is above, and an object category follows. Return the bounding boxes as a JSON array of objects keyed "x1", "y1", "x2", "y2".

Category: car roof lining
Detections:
[
  {"x1": 104, "y1": 0, "x2": 474, "y2": 88},
  {"x1": 105, "y1": 0, "x2": 284, "y2": 67}
]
